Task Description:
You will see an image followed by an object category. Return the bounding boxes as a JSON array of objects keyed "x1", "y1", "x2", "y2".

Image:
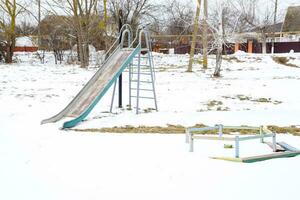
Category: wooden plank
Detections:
[
  {"x1": 277, "y1": 142, "x2": 299, "y2": 152},
  {"x1": 264, "y1": 142, "x2": 286, "y2": 152},
  {"x1": 239, "y1": 133, "x2": 273, "y2": 141},
  {"x1": 189, "y1": 127, "x2": 218, "y2": 132},
  {"x1": 211, "y1": 157, "x2": 243, "y2": 162},
  {"x1": 242, "y1": 151, "x2": 300, "y2": 163},
  {"x1": 192, "y1": 135, "x2": 235, "y2": 141},
  {"x1": 212, "y1": 151, "x2": 300, "y2": 163}
]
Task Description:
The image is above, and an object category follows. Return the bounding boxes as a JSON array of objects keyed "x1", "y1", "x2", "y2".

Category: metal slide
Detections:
[
  {"x1": 41, "y1": 24, "x2": 140, "y2": 128},
  {"x1": 42, "y1": 25, "x2": 157, "y2": 128},
  {"x1": 41, "y1": 46, "x2": 141, "y2": 128}
]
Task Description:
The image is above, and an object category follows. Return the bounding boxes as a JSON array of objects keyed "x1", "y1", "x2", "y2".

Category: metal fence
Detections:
[{"x1": 186, "y1": 125, "x2": 277, "y2": 158}]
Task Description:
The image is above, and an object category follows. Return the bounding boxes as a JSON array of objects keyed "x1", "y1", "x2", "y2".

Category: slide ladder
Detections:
[{"x1": 110, "y1": 27, "x2": 158, "y2": 114}]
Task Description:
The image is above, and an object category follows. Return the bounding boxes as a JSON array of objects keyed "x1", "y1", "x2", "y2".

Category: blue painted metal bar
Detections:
[{"x1": 235, "y1": 136, "x2": 240, "y2": 158}]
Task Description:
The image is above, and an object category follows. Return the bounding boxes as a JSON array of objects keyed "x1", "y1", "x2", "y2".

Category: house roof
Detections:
[
  {"x1": 282, "y1": 6, "x2": 300, "y2": 32},
  {"x1": 15, "y1": 37, "x2": 37, "y2": 47}
]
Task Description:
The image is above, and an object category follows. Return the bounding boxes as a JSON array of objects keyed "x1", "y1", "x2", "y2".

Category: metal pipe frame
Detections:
[
  {"x1": 110, "y1": 26, "x2": 132, "y2": 113},
  {"x1": 186, "y1": 125, "x2": 277, "y2": 157}
]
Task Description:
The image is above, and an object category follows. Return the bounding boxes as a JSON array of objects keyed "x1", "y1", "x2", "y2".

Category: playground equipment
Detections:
[
  {"x1": 186, "y1": 125, "x2": 300, "y2": 163},
  {"x1": 41, "y1": 25, "x2": 158, "y2": 128}
]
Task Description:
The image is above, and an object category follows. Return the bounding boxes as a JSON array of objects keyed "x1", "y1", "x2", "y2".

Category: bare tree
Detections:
[
  {"x1": 109, "y1": 0, "x2": 157, "y2": 32},
  {"x1": 163, "y1": 0, "x2": 193, "y2": 35},
  {"x1": 0, "y1": 0, "x2": 26, "y2": 63},
  {"x1": 231, "y1": 0, "x2": 275, "y2": 53},
  {"x1": 213, "y1": 2, "x2": 225, "y2": 77},
  {"x1": 202, "y1": 0, "x2": 208, "y2": 69},
  {"x1": 15, "y1": 21, "x2": 36, "y2": 36},
  {"x1": 47, "y1": 0, "x2": 101, "y2": 68},
  {"x1": 208, "y1": 0, "x2": 229, "y2": 77}
]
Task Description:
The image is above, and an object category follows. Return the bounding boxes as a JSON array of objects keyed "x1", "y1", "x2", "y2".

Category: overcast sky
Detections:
[
  {"x1": 152, "y1": 0, "x2": 300, "y2": 22},
  {"x1": 17, "y1": 0, "x2": 300, "y2": 25}
]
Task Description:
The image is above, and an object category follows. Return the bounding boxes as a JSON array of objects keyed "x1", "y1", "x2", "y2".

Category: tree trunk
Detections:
[
  {"x1": 188, "y1": 0, "x2": 201, "y2": 72},
  {"x1": 213, "y1": 5, "x2": 223, "y2": 77},
  {"x1": 72, "y1": 0, "x2": 88, "y2": 68},
  {"x1": 202, "y1": 0, "x2": 208, "y2": 69},
  {"x1": 81, "y1": 23, "x2": 89, "y2": 67},
  {"x1": 5, "y1": 35, "x2": 15, "y2": 63},
  {"x1": 262, "y1": 32, "x2": 267, "y2": 54},
  {"x1": 213, "y1": 48, "x2": 222, "y2": 77},
  {"x1": 76, "y1": 31, "x2": 86, "y2": 67}
]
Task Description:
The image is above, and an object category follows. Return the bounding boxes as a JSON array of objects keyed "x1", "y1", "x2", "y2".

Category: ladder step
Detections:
[
  {"x1": 134, "y1": 56, "x2": 149, "y2": 58},
  {"x1": 132, "y1": 64, "x2": 150, "y2": 67},
  {"x1": 131, "y1": 88, "x2": 153, "y2": 91},
  {"x1": 131, "y1": 72, "x2": 152, "y2": 75},
  {"x1": 131, "y1": 96, "x2": 154, "y2": 99},
  {"x1": 131, "y1": 80, "x2": 152, "y2": 83}
]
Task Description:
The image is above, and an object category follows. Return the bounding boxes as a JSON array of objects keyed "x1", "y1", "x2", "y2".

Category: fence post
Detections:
[
  {"x1": 185, "y1": 128, "x2": 190, "y2": 143},
  {"x1": 218, "y1": 124, "x2": 223, "y2": 137},
  {"x1": 260, "y1": 125, "x2": 264, "y2": 143},
  {"x1": 234, "y1": 43, "x2": 240, "y2": 53},
  {"x1": 235, "y1": 136, "x2": 240, "y2": 158},
  {"x1": 189, "y1": 134, "x2": 194, "y2": 152},
  {"x1": 272, "y1": 133, "x2": 277, "y2": 152}
]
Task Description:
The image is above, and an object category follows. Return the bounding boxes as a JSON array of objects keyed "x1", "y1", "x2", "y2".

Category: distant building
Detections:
[
  {"x1": 233, "y1": 5, "x2": 300, "y2": 54},
  {"x1": 280, "y1": 5, "x2": 300, "y2": 42},
  {"x1": 14, "y1": 36, "x2": 38, "y2": 52}
]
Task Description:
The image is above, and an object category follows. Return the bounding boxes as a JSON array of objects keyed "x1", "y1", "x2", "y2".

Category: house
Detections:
[
  {"x1": 280, "y1": 5, "x2": 300, "y2": 42},
  {"x1": 234, "y1": 5, "x2": 300, "y2": 54},
  {"x1": 14, "y1": 36, "x2": 38, "y2": 52},
  {"x1": 152, "y1": 20, "x2": 215, "y2": 54}
]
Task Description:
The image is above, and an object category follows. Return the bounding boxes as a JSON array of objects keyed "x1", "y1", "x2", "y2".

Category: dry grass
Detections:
[
  {"x1": 71, "y1": 124, "x2": 300, "y2": 136},
  {"x1": 223, "y1": 56, "x2": 245, "y2": 63},
  {"x1": 206, "y1": 100, "x2": 223, "y2": 107},
  {"x1": 72, "y1": 124, "x2": 204, "y2": 134},
  {"x1": 223, "y1": 95, "x2": 282, "y2": 105},
  {"x1": 267, "y1": 125, "x2": 300, "y2": 136},
  {"x1": 272, "y1": 56, "x2": 299, "y2": 68}
]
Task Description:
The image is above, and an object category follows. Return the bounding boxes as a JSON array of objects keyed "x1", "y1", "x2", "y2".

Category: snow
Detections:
[
  {"x1": 233, "y1": 50, "x2": 247, "y2": 55},
  {"x1": 15, "y1": 36, "x2": 37, "y2": 47},
  {"x1": 1, "y1": 52, "x2": 300, "y2": 200},
  {"x1": 72, "y1": 44, "x2": 97, "y2": 53}
]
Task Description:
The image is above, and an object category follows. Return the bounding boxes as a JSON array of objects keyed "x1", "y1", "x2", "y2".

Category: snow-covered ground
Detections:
[{"x1": 1, "y1": 51, "x2": 300, "y2": 200}]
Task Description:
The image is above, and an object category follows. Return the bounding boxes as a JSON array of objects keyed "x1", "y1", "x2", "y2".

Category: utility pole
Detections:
[
  {"x1": 188, "y1": 0, "x2": 201, "y2": 72},
  {"x1": 118, "y1": 9, "x2": 123, "y2": 108},
  {"x1": 271, "y1": 0, "x2": 278, "y2": 54},
  {"x1": 37, "y1": 0, "x2": 41, "y2": 49},
  {"x1": 202, "y1": 0, "x2": 208, "y2": 69}
]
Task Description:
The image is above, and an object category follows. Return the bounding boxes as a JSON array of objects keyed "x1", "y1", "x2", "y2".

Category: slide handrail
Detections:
[{"x1": 100, "y1": 24, "x2": 133, "y2": 67}]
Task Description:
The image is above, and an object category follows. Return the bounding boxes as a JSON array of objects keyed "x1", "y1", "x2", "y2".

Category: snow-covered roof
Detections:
[{"x1": 15, "y1": 36, "x2": 37, "y2": 47}]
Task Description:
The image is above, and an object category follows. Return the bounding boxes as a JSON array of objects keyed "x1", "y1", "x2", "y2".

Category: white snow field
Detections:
[{"x1": 1, "y1": 51, "x2": 300, "y2": 200}]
